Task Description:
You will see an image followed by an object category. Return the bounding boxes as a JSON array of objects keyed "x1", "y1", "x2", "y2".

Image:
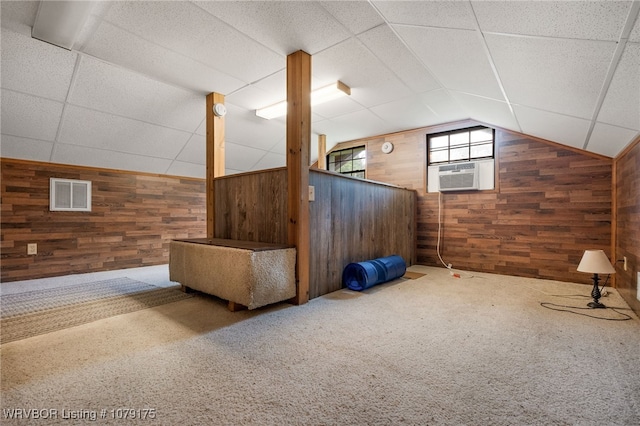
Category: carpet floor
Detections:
[
  {"x1": 1, "y1": 266, "x2": 638, "y2": 425},
  {"x1": 0, "y1": 278, "x2": 192, "y2": 344}
]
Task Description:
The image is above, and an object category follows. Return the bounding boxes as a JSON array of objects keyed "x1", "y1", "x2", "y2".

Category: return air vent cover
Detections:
[{"x1": 438, "y1": 162, "x2": 479, "y2": 192}]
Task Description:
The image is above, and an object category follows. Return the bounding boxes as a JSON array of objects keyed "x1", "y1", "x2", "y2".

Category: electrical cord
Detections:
[
  {"x1": 436, "y1": 191, "x2": 474, "y2": 279},
  {"x1": 540, "y1": 302, "x2": 633, "y2": 321}
]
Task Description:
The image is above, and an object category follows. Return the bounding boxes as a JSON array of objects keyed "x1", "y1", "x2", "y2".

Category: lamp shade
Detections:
[{"x1": 577, "y1": 250, "x2": 616, "y2": 274}]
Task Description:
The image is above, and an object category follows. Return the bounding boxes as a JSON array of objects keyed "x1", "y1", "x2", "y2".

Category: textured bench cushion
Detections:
[{"x1": 169, "y1": 240, "x2": 296, "y2": 309}]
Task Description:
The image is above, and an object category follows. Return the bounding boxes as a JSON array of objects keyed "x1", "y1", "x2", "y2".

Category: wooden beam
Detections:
[
  {"x1": 206, "y1": 92, "x2": 225, "y2": 239},
  {"x1": 317, "y1": 134, "x2": 327, "y2": 170},
  {"x1": 286, "y1": 50, "x2": 311, "y2": 305}
]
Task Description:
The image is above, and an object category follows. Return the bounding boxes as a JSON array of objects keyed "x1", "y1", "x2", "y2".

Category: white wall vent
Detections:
[
  {"x1": 438, "y1": 162, "x2": 479, "y2": 192},
  {"x1": 50, "y1": 178, "x2": 92, "y2": 211}
]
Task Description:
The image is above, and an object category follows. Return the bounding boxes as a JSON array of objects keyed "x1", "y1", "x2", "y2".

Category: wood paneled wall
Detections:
[
  {"x1": 1, "y1": 158, "x2": 206, "y2": 282},
  {"x1": 340, "y1": 120, "x2": 613, "y2": 285},
  {"x1": 615, "y1": 138, "x2": 640, "y2": 313},
  {"x1": 214, "y1": 168, "x2": 288, "y2": 244},
  {"x1": 309, "y1": 169, "x2": 416, "y2": 299}
]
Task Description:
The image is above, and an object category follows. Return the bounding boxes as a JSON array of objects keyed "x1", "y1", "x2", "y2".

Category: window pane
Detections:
[
  {"x1": 470, "y1": 128, "x2": 492, "y2": 143},
  {"x1": 72, "y1": 183, "x2": 88, "y2": 209},
  {"x1": 340, "y1": 162, "x2": 353, "y2": 173},
  {"x1": 450, "y1": 147, "x2": 469, "y2": 161},
  {"x1": 353, "y1": 171, "x2": 365, "y2": 179},
  {"x1": 471, "y1": 143, "x2": 493, "y2": 158},
  {"x1": 353, "y1": 159, "x2": 365, "y2": 171},
  {"x1": 354, "y1": 147, "x2": 366, "y2": 158},
  {"x1": 55, "y1": 182, "x2": 71, "y2": 208},
  {"x1": 430, "y1": 150, "x2": 448, "y2": 163},
  {"x1": 450, "y1": 132, "x2": 469, "y2": 147},
  {"x1": 429, "y1": 135, "x2": 448, "y2": 149}
]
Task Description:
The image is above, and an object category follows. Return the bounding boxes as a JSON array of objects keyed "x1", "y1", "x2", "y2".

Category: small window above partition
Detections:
[{"x1": 327, "y1": 146, "x2": 366, "y2": 178}]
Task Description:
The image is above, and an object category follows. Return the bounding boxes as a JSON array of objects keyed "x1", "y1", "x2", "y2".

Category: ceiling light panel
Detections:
[{"x1": 32, "y1": 1, "x2": 97, "y2": 50}]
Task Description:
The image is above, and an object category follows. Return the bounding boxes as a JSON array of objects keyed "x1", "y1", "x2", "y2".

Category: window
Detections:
[
  {"x1": 50, "y1": 178, "x2": 92, "y2": 211},
  {"x1": 427, "y1": 126, "x2": 494, "y2": 165},
  {"x1": 327, "y1": 146, "x2": 366, "y2": 178}
]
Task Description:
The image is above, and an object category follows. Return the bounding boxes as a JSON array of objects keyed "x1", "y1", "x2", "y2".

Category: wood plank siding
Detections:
[
  {"x1": 309, "y1": 170, "x2": 416, "y2": 299},
  {"x1": 213, "y1": 168, "x2": 288, "y2": 244},
  {"x1": 1, "y1": 159, "x2": 206, "y2": 282},
  {"x1": 342, "y1": 120, "x2": 613, "y2": 285},
  {"x1": 614, "y1": 138, "x2": 640, "y2": 313}
]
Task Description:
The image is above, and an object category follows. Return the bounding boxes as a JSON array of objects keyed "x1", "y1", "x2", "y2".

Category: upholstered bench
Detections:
[{"x1": 169, "y1": 238, "x2": 296, "y2": 310}]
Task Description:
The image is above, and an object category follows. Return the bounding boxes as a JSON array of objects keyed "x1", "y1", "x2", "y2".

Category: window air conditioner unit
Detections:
[{"x1": 438, "y1": 162, "x2": 479, "y2": 192}]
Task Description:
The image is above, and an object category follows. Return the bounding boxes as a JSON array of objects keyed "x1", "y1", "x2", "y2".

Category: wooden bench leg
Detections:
[{"x1": 227, "y1": 301, "x2": 247, "y2": 312}]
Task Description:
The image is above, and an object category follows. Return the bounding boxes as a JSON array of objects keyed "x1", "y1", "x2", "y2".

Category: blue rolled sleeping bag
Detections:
[{"x1": 342, "y1": 255, "x2": 407, "y2": 291}]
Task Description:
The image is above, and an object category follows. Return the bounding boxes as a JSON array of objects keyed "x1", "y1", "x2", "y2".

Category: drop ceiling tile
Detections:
[
  {"x1": 195, "y1": 119, "x2": 207, "y2": 137},
  {"x1": 225, "y1": 142, "x2": 268, "y2": 171},
  {"x1": 372, "y1": 0, "x2": 477, "y2": 30},
  {"x1": 250, "y1": 152, "x2": 286, "y2": 171},
  {"x1": 313, "y1": 97, "x2": 364, "y2": 120},
  {"x1": 513, "y1": 105, "x2": 591, "y2": 150},
  {"x1": 418, "y1": 89, "x2": 469, "y2": 123},
  {"x1": 52, "y1": 144, "x2": 173, "y2": 174},
  {"x1": 370, "y1": 96, "x2": 441, "y2": 131},
  {"x1": 313, "y1": 109, "x2": 393, "y2": 145},
  {"x1": 630, "y1": 15, "x2": 640, "y2": 42},
  {"x1": 486, "y1": 33, "x2": 616, "y2": 119},
  {"x1": 1, "y1": 89, "x2": 63, "y2": 141},
  {"x1": 473, "y1": 1, "x2": 631, "y2": 41},
  {"x1": 394, "y1": 25, "x2": 504, "y2": 100},
  {"x1": 225, "y1": 105, "x2": 285, "y2": 151},
  {"x1": 313, "y1": 37, "x2": 414, "y2": 108},
  {"x1": 70, "y1": 56, "x2": 204, "y2": 132},
  {"x1": 195, "y1": 1, "x2": 351, "y2": 55},
  {"x1": 598, "y1": 43, "x2": 640, "y2": 130},
  {"x1": 83, "y1": 22, "x2": 246, "y2": 95},
  {"x1": 358, "y1": 24, "x2": 441, "y2": 93},
  {"x1": 451, "y1": 92, "x2": 519, "y2": 131},
  {"x1": 102, "y1": 1, "x2": 284, "y2": 83},
  {"x1": 227, "y1": 85, "x2": 280, "y2": 112},
  {"x1": 59, "y1": 105, "x2": 191, "y2": 159},
  {"x1": 1, "y1": 28, "x2": 77, "y2": 101},
  {"x1": 0, "y1": 135, "x2": 53, "y2": 162},
  {"x1": 0, "y1": 1, "x2": 38, "y2": 35},
  {"x1": 319, "y1": 1, "x2": 385, "y2": 35},
  {"x1": 587, "y1": 122, "x2": 639, "y2": 157},
  {"x1": 165, "y1": 161, "x2": 205, "y2": 179},
  {"x1": 176, "y1": 134, "x2": 205, "y2": 165}
]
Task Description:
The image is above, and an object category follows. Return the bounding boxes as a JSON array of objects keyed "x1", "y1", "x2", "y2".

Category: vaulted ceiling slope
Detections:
[{"x1": 1, "y1": 1, "x2": 639, "y2": 178}]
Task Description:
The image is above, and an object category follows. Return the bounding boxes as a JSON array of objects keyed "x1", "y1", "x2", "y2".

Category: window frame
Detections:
[
  {"x1": 49, "y1": 178, "x2": 92, "y2": 212},
  {"x1": 326, "y1": 145, "x2": 366, "y2": 178},
  {"x1": 427, "y1": 126, "x2": 495, "y2": 166}
]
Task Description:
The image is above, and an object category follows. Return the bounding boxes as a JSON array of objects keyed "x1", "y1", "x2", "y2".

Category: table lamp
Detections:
[{"x1": 577, "y1": 249, "x2": 616, "y2": 309}]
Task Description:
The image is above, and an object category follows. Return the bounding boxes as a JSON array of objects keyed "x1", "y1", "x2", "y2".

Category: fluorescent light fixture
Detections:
[
  {"x1": 256, "y1": 81, "x2": 351, "y2": 120},
  {"x1": 32, "y1": 1, "x2": 97, "y2": 50}
]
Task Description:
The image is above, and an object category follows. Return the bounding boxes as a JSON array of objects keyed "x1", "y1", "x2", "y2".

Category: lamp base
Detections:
[{"x1": 587, "y1": 301, "x2": 606, "y2": 309}]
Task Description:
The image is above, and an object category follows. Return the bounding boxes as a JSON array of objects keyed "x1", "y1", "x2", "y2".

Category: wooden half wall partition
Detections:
[
  {"x1": 207, "y1": 167, "x2": 417, "y2": 300},
  {"x1": 309, "y1": 169, "x2": 417, "y2": 299}
]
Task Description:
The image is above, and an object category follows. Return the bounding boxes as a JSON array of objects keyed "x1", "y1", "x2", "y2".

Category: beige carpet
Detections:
[{"x1": 1, "y1": 266, "x2": 638, "y2": 425}]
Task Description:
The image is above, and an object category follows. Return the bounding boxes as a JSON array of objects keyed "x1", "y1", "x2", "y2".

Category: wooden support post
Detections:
[
  {"x1": 317, "y1": 134, "x2": 327, "y2": 170},
  {"x1": 206, "y1": 92, "x2": 225, "y2": 239},
  {"x1": 286, "y1": 50, "x2": 311, "y2": 305}
]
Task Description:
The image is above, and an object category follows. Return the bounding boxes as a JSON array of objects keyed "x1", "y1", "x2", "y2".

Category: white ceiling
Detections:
[{"x1": 1, "y1": 1, "x2": 639, "y2": 178}]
